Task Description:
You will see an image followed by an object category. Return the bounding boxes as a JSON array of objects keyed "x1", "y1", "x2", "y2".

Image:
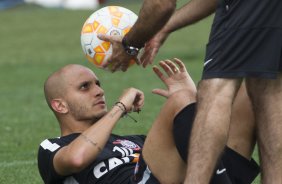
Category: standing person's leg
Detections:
[
  {"x1": 222, "y1": 82, "x2": 260, "y2": 184},
  {"x1": 246, "y1": 75, "x2": 282, "y2": 183},
  {"x1": 185, "y1": 78, "x2": 242, "y2": 184},
  {"x1": 173, "y1": 81, "x2": 259, "y2": 184},
  {"x1": 227, "y1": 82, "x2": 256, "y2": 159}
]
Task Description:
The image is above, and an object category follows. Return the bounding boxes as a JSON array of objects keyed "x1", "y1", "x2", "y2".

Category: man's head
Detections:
[{"x1": 44, "y1": 64, "x2": 107, "y2": 126}]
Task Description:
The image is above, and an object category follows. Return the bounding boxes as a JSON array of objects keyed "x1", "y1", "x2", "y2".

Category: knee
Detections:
[
  {"x1": 197, "y1": 79, "x2": 241, "y2": 103},
  {"x1": 205, "y1": 120, "x2": 229, "y2": 138},
  {"x1": 166, "y1": 89, "x2": 196, "y2": 111}
]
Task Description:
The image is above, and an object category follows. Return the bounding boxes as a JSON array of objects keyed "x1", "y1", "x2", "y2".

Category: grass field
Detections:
[{"x1": 0, "y1": 1, "x2": 259, "y2": 183}]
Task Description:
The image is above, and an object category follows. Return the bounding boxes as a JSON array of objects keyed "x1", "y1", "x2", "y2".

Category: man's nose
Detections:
[{"x1": 94, "y1": 85, "x2": 104, "y2": 96}]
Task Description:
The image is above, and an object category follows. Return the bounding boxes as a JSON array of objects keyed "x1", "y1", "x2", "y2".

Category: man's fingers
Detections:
[
  {"x1": 150, "y1": 48, "x2": 158, "y2": 64},
  {"x1": 153, "y1": 65, "x2": 166, "y2": 83},
  {"x1": 173, "y1": 58, "x2": 187, "y2": 73},
  {"x1": 164, "y1": 59, "x2": 180, "y2": 73},
  {"x1": 152, "y1": 89, "x2": 168, "y2": 98},
  {"x1": 121, "y1": 63, "x2": 129, "y2": 72},
  {"x1": 109, "y1": 61, "x2": 121, "y2": 72},
  {"x1": 136, "y1": 91, "x2": 145, "y2": 107},
  {"x1": 132, "y1": 91, "x2": 144, "y2": 112},
  {"x1": 159, "y1": 60, "x2": 174, "y2": 76},
  {"x1": 142, "y1": 48, "x2": 158, "y2": 68},
  {"x1": 139, "y1": 47, "x2": 151, "y2": 66},
  {"x1": 97, "y1": 34, "x2": 111, "y2": 42},
  {"x1": 135, "y1": 58, "x2": 141, "y2": 65}
]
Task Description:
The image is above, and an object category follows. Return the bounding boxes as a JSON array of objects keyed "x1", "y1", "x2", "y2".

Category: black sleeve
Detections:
[{"x1": 37, "y1": 139, "x2": 65, "y2": 184}]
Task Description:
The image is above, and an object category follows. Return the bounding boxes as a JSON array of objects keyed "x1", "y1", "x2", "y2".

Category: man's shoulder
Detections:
[
  {"x1": 37, "y1": 134, "x2": 80, "y2": 184},
  {"x1": 39, "y1": 133, "x2": 80, "y2": 152}
]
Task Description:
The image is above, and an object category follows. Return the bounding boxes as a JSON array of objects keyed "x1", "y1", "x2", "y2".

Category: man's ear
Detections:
[{"x1": 51, "y1": 99, "x2": 68, "y2": 114}]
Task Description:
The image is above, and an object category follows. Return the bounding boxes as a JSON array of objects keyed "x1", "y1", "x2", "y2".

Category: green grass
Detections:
[{"x1": 0, "y1": 1, "x2": 259, "y2": 183}]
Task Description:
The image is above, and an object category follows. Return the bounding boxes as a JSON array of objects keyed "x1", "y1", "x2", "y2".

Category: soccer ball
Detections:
[{"x1": 81, "y1": 6, "x2": 138, "y2": 70}]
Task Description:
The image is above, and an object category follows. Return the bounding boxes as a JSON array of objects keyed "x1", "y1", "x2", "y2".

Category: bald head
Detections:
[{"x1": 44, "y1": 64, "x2": 95, "y2": 110}]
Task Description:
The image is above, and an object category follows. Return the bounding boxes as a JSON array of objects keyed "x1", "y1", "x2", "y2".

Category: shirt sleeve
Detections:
[{"x1": 37, "y1": 139, "x2": 65, "y2": 184}]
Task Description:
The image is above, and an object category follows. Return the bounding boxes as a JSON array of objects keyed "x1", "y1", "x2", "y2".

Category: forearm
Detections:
[
  {"x1": 55, "y1": 105, "x2": 124, "y2": 175},
  {"x1": 74, "y1": 106, "x2": 124, "y2": 162},
  {"x1": 125, "y1": 0, "x2": 176, "y2": 48},
  {"x1": 162, "y1": 0, "x2": 218, "y2": 34}
]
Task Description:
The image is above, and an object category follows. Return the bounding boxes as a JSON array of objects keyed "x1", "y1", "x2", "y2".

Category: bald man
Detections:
[{"x1": 37, "y1": 59, "x2": 259, "y2": 184}]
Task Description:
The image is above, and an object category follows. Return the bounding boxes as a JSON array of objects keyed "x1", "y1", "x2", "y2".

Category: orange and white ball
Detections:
[{"x1": 81, "y1": 6, "x2": 137, "y2": 70}]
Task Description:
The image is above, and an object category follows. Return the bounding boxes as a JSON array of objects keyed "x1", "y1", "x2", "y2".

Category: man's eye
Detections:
[
  {"x1": 80, "y1": 83, "x2": 90, "y2": 90},
  {"x1": 96, "y1": 81, "x2": 101, "y2": 87}
]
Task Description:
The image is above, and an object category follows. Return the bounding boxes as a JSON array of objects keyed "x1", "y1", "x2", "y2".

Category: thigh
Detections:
[
  {"x1": 142, "y1": 90, "x2": 192, "y2": 183},
  {"x1": 197, "y1": 78, "x2": 242, "y2": 105},
  {"x1": 246, "y1": 75, "x2": 282, "y2": 123},
  {"x1": 246, "y1": 75, "x2": 282, "y2": 180},
  {"x1": 227, "y1": 82, "x2": 256, "y2": 159}
]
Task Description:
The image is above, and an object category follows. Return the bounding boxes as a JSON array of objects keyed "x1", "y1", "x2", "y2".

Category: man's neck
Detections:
[{"x1": 60, "y1": 119, "x2": 95, "y2": 136}]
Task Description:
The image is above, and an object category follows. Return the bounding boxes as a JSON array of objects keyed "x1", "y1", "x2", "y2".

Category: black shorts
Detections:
[
  {"x1": 132, "y1": 103, "x2": 260, "y2": 184},
  {"x1": 202, "y1": 0, "x2": 282, "y2": 79}
]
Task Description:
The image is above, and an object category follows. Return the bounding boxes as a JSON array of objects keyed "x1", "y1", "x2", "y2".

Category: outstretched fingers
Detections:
[
  {"x1": 173, "y1": 58, "x2": 187, "y2": 73},
  {"x1": 164, "y1": 59, "x2": 180, "y2": 74},
  {"x1": 159, "y1": 60, "x2": 175, "y2": 76},
  {"x1": 153, "y1": 65, "x2": 166, "y2": 83},
  {"x1": 153, "y1": 59, "x2": 183, "y2": 81}
]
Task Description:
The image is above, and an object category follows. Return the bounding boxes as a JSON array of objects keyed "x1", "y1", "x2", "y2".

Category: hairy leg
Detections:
[
  {"x1": 185, "y1": 78, "x2": 242, "y2": 184},
  {"x1": 246, "y1": 75, "x2": 282, "y2": 183},
  {"x1": 142, "y1": 90, "x2": 196, "y2": 183},
  {"x1": 227, "y1": 82, "x2": 256, "y2": 159}
]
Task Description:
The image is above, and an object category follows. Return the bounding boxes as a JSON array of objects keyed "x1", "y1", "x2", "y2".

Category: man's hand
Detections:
[
  {"x1": 118, "y1": 88, "x2": 144, "y2": 113},
  {"x1": 140, "y1": 30, "x2": 169, "y2": 68},
  {"x1": 97, "y1": 34, "x2": 139, "y2": 72},
  {"x1": 152, "y1": 58, "x2": 196, "y2": 98}
]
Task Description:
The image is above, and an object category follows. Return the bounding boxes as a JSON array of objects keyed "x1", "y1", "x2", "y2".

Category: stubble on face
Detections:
[
  {"x1": 67, "y1": 99, "x2": 108, "y2": 123},
  {"x1": 62, "y1": 65, "x2": 108, "y2": 123}
]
